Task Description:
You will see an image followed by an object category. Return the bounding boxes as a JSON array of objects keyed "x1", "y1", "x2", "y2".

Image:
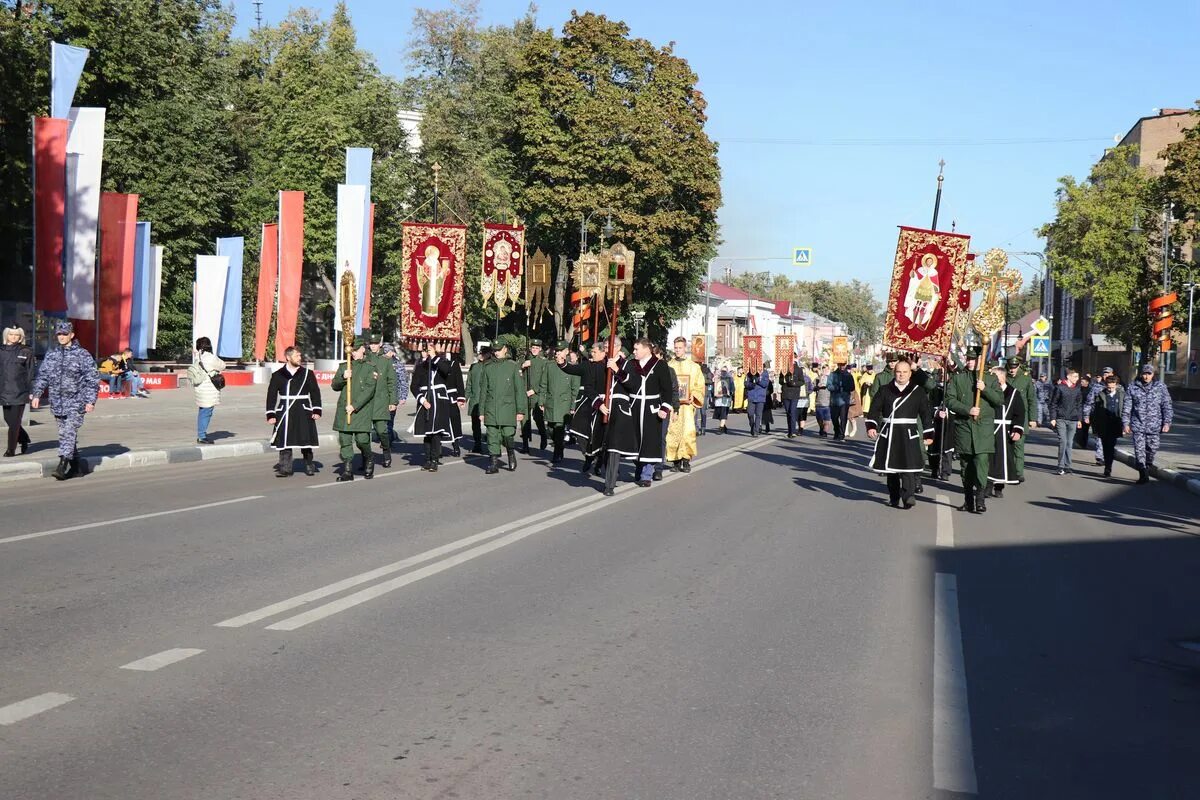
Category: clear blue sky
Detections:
[{"x1": 234, "y1": 0, "x2": 1200, "y2": 301}]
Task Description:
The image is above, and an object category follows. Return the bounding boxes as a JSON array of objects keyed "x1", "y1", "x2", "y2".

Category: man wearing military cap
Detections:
[
  {"x1": 540, "y1": 340, "x2": 576, "y2": 465},
  {"x1": 330, "y1": 336, "x2": 377, "y2": 481},
  {"x1": 1005, "y1": 355, "x2": 1036, "y2": 482},
  {"x1": 520, "y1": 338, "x2": 549, "y2": 454},
  {"x1": 31, "y1": 320, "x2": 98, "y2": 479},
  {"x1": 478, "y1": 343, "x2": 528, "y2": 474},
  {"x1": 364, "y1": 331, "x2": 397, "y2": 468},
  {"x1": 943, "y1": 345, "x2": 1003, "y2": 513}
]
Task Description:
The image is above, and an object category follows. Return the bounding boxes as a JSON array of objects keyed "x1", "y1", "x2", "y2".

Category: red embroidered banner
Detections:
[
  {"x1": 883, "y1": 226, "x2": 971, "y2": 357},
  {"x1": 274, "y1": 191, "x2": 304, "y2": 361},
  {"x1": 774, "y1": 334, "x2": 796, "y2": 372},
  {"x1": 401, "y1": 222, "x2": 467, "y2": 349},
  {"x1": 743, "y1": 335, "x2": 763, "y2": 373},
  {"x1": 253, "y1": 222, "x2": 278, "y2": 361},
  {"x1": 34, "y1": 118, "x2": 69, "y2": 314},
  {"x1": 481, "y1": 222, "x2": 525, "y2": 313},
  {"x1": 97, "y1": 192, "x2": 139, "y2": 355}
]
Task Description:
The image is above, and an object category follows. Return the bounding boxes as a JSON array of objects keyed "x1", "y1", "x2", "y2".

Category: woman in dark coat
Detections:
[{"x1": 1, "y1": 325, "x2": 36, "y2": 456}]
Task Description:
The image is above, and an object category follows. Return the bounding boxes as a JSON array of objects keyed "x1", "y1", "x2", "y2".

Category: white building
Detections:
[{"x1": 397, "y1": 109, "x2": 424, "y2": 154}]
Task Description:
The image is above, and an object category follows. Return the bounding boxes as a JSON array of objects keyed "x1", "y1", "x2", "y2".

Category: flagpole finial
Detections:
[{"x1": 938, "y1": 159, "x2": 945, "y2": 180}]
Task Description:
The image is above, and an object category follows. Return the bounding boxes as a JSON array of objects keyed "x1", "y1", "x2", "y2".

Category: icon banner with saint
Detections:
[
  {"x1": 882, "y1": 226, "x2": 972, "y2": 357},
  {"x1": 482, "y1": 222, "x2": 525, "y2": 314},
  {"x1": 401, "y1": 221, "x2": 467, "y2": 350}
]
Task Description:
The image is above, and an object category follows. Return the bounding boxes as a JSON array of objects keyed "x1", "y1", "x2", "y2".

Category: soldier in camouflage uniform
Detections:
[
  {"x1": 1122, "y1": 362, "x2": 1174, "y2": 484},
  {"x1": 1005, "y1": 355, "x2": 1037, "y2": 482},
  {"x1": 943, "y1": 347, "x2": 1003, "y2": 514},
  {"x1": 365, "y1": 332, "x2": 397, "y2": 468},
  {"x1": 31, "y1": 321, "x2": 98, "y2": 480},
  {"x1": 330, "y1": 337, "x2": 378, "y2": 482}
]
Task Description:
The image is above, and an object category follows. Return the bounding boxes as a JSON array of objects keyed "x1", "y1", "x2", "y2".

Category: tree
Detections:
[
  {"x1": 1039, "y1": 145, "x2": 1163, "y2": 368},
  {"x1": 803, "y1": 279, "x2": 882, "y2": 346},
  {"x1": 511, "y1": 12, "x2": 721, "y2": 342}
]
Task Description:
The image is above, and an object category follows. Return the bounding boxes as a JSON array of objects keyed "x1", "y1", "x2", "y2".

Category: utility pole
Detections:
[{"x1": 253, "y1": 0, "x2": 264, "y2": 28}]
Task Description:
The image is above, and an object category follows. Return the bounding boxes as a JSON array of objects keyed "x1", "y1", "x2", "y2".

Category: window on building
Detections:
[{"x1": 1164, "y1": 350, "x2": 1178, "y2": 373}]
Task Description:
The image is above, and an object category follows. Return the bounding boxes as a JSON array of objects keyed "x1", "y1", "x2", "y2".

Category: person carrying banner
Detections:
[
  {"x1": 944, "y1": 346, "x2": 1003, "y2": 513},
  {"x1": 666, "y1": 336, "x2": 705, "y2": 473},
  {"x1": 266, "y1": 346, "x2": 322, "y2": 477},
  {"x1": 1005, "y1": 355, "x2": 1036, "y2": 481},
  {"x1": 330, "y1": 337, "x2": 376, "y2": 482}
]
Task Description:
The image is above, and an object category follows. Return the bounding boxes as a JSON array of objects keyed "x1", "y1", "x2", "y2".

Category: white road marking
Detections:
[
  {"x1": 119, "y1": 648, "x2": 204, "y2": 672},
  {"x1": 306, "y1": 458, "x2": 465, "y2": 490},
  {"x1": 262, "y1": 440, "x2": 770, "y2": 631},
  {"x1": 933, "y1": 572, "x2": 978, "y2": 795},
  {"x1": 0, "y1": 692, "x2": 74, "y2": 726},
  {"x1": 936, "y1": 493, "x2": 954, "y2": 547},
  {"x1": 0, "y1": 496, "x2": 265, "y2": 545},
  {"x1": 225, "y1": 446, "x2": 768, "y2": 627}
]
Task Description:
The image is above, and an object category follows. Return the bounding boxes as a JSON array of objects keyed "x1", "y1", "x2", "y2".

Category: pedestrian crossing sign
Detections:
[
  {"x1": 793, "y1": 247, "x2": 812, "y2": 267},
  {"x1": 1029, "y1": 335, "x2": 1050, "y2": 357}
]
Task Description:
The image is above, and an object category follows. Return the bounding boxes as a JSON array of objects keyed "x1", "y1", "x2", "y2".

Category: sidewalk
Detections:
[{"x1": 0, "y1": 384, "x2": 417, "y2": 483}]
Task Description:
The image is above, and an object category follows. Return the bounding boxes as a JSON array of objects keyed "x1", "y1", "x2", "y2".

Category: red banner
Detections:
[
  {"x1": 481, "y1": 222, "x2": 525, "y2": 311},
  {"x1": 401, "y1": 222, "x2": 467, "y2": 349},
  {"x1": 97, "y1": 193, "x2": 139, "y2": 356},
  {"x1": 883, "y1": 226, "x2": 972, "y2": 357},
  {"x1": 34, "y1": 118, "x2": 69, "y2": 314},
  {"x1": 274, "y1": 191, "x2": 304, "y2": 361},
  {"x1": 743, "y1": 335, "x2": 763, "y2": 373},
  {"x1": 253, "y1": 222, "x2": 278, "y2": 361}
]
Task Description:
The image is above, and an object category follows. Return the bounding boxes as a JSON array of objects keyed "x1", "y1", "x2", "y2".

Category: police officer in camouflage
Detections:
[
  {"x1": 1122, "y1": 362, "x2": 1173, "y2": 485},
  {"x1": 365, "y1": 332, "x2": 397, "y2": 468},
  {"x1": 943, "y1": 346, "x2": 1003, "y2": 513},
  {"x1": 31, "y1": 320, "x2": 98, "y2": 480}
]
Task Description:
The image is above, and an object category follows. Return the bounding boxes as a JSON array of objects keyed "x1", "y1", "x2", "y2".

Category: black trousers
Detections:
[
  {"x1": 4, "y1": 404, "x2": 31, "y2": 453},
  {"x1": 831, "y1": 404, "x2": 849, "y2": 439},
  {"x1": 470, "y1": 404, "x2": 484, "y2": 449},
  {"x1": 887, "y1": 473, "x2": 916, "y2": 505},
  {"x1": 1100, "y1": 433, "x2": 1119, "y2": 471},
  {"x1": 522, "y1": 404, "x2": 546, "y2": 444},
  {"x1": 278, "y1": 447, "x2": 314, "y2": 464}
]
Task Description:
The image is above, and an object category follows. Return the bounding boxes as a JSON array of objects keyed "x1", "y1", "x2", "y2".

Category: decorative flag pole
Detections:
[
  {"x1": 601, "y1": 243, "x2": 635, "y2": 422},
  {"x1": 339, "y1": 271, "x2": 357, "y2": 421},
  {"x1": 964, "y1": 248, "x2": 1022, "y2": 406}
]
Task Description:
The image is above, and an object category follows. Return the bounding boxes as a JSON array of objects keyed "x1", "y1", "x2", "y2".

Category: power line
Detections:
[{"x1": 716, "y1": 136, "x2": 1110, "y2": 147}]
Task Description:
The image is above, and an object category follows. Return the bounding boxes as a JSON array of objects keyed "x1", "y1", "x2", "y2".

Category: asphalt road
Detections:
[{"x1": 1, "y1": 418, "x2": 1197, "y2": 799}]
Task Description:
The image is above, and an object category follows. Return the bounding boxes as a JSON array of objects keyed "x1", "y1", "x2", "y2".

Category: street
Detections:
[{"x1": 1, "y1": 420, "x2": 1198, "y2": 799}]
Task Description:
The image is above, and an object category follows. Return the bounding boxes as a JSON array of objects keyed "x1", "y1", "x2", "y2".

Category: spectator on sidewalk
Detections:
[
  {"x1": 1074, "y1": 374, "x2": 1093, "y2": 449},
  {"x1": 98, "y1": 348, "x2": 150, "y2": 398},
  {"x1": 1122, "y1": 363, "x2": 1174, "y2": 485},
  {"x1": 1086, "y1": 372, "x2": 1125, "y2": 478},
  {"x1": 1034, "y1": 372, "x2": 1053, "y2": 427},
  {"x1": 1089, "y1": 366, "x2": 1115, "y2": 463},
  {"x1": 30, "y1": 321, "x2": 97, "y2": 480},
  {"x1": 1050, "y1": 368, "x2": 1083, "y2": 475},
  {"x1": 188, "y1": 336, "x2": 226, "y2": 445},
  {"x1": 1, "y1": 324, "x2": 36, "y2": 456}
]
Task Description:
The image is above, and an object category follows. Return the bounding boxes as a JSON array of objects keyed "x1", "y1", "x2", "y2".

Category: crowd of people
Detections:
[{"x1": 0, "y1": 320, "x2": 1180, "y2": 505}]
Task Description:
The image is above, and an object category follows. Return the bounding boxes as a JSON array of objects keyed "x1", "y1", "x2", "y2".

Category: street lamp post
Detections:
[
  {"x1": 580, "y1": 209, "x2": 613, "y2": 255},
  {"x1": 632, "y1": 310, "x2": 645, "y2": 340}
]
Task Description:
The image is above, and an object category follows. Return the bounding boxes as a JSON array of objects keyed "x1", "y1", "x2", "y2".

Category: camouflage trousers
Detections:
[
  {"x1": 54, "y1": 409, "x2": 85, "y2": 459},
  {"x1": 1130, "y1": 429, "x2": 1160, "y2": 468}
]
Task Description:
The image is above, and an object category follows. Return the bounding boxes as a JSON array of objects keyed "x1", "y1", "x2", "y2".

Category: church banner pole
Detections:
[{"x1": 603, "y1": 298, "x2": 620, "y2": 422}]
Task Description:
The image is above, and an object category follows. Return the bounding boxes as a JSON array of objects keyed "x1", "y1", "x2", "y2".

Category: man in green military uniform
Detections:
[
  {"x1": 944, "y1": 346, "x2": 1003, "y2": 513},
  {"x1": 478, "y1": 343, "x2": 528, "y2": 474},
  {"x1": 1005, "y1": 355, "x2": 1036, "y2": 483},
  {"x1": 539, "y1": 340, "x2": 576, "y2": 465},
  {"x1": 465, "y1": 344, "x2": 492, "y2": 454},
  {"x1": 331, "y1": 337, "x2": 378, "y2": 482},
  {"x1": 365, "y1": 331, "x2": 397, "y2": 468},
  {"x1": 520, "y1": 339, "x2": 549, "y2": 454}
]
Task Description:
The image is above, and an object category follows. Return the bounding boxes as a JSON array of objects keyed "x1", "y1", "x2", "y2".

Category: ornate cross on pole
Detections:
[{"x1": 964, "y1": 247, "x2": 1022, "y2": 403}]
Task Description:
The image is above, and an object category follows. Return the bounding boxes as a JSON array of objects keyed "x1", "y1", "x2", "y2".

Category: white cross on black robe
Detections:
[
  {"x1": 988, "y1": 384, "x2": 1026, "y2": 485},
  {"x1": 866, "y1": 380, "x2": 934, "y2": 473},
  {"x1": 605, "y1": 355, "x2": 674, "y2": 464},
  {"x1": 267, "y1": 366, "x2": 322, "y2": 450}
]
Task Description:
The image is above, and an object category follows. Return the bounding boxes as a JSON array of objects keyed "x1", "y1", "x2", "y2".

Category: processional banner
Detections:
[
  {"x1": 743, "y1": 335, "x2": 763, "y2": 373},
  {"x1": 882, "y1": 226, "x2": 972, "y2": 357},
  {"x1": 482, "y1": 223, "x2": 525, "y2": 314},
  {"x1": 402, "y1": 222, "x2": 467, "y2": 350},
  {"x1": 774, "y1": 334, "x2": 795, "y2": 372}
]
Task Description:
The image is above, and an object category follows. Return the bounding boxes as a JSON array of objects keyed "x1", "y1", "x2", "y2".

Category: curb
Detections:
[
  {"x1": 1112, "y1": 446, "x2": 1200, "y2": 499},
  {"x1": 0, "y1": 433, "x2": 341, "y2": 484}
]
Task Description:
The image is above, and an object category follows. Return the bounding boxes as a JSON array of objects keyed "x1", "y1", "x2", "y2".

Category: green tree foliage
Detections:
[
  {"x1": 726, "y1": 272, "x2": 882, "y2": 345},
  {"x1": 511, "y1": 12, "x2": 721, "y2": 341},
  {"x1": 1039, "y1": 145, "x2": 1164, "y2": 362}
]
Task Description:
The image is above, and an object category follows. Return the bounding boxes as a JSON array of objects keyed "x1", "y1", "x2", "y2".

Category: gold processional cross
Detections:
[{"x1": 964, "y1": 248, "x2": 1023, "y2": 401}]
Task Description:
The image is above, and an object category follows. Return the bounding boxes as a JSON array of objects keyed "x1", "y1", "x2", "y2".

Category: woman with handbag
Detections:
[{"x1": 188, "y1": 336, "x2": 226, "y2": 444}]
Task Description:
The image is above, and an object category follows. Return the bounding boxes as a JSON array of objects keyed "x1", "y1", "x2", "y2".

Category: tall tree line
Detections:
[{"x1": 0, "y1": 0, "x2": 722, "y2": 356}]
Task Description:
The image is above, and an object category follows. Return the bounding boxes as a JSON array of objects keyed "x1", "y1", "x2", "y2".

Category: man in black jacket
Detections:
[{"x1": 1049, "y1": 368, "x2": 1083, "y2": 475}]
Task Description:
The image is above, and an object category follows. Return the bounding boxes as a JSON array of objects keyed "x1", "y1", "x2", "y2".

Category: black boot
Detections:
[
  {"x1": 381, "y1": 445, "x2": 391, "y2": 468},
  {"x1": 518, "y1": 437, "x2": 530, "y2": 455},
  {"x1": 914, "y1": 476, "x2": 924, "y2": 494},
  {"x1": 975, "y1": 486, "x2": 987, "y2": 514},
  {"x1": 507, "y1": 446, "x2": 518, "y2": 472},
  {"x1": 275, "y1": 452, "x2": 293, "y2": 477},
  {"x1": 52, "y1": 457, "x2": 71, "y2": 480},
  {"x1": 957, "y1": 484, "x2": 976, "y2": 513},
  {"x1": 363, "y1": 455, "x2": 374, "y2": 479},
  {"x1": 1136, "y1": 467, "x2": 1150, "y2": 485},
  {"x1": 581, "y1": 456, "x2": 593, "y2": 474},
  {"x1": 303, "y1": 455, "x2": 316, "y2": 476},
  {"x1": 336, "y1": 459, "x2": 354, "y2": 482},
  {"x1": 452, "y1": 442, "x2": 461, "y2": 458},
  {"x1": 485, "y1": 455, "x2": 500, "y2": 475},
  {"x1": 681, "y1": 458, "x2": 691, "y2": 473},
  {"x1": 539, "y1": 434, "x2": 547, "y2": 451},
  {"x1": 421, "y1": 440, "x2": 435, "y2": 472},
  {"x1": 993, "y1": 484, "x2": 1004, "y2": 498}
]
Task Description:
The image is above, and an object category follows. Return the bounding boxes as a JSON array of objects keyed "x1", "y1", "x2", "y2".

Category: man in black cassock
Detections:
[
  {"x1": 865, "y1": 357, "x2": 934, "y2": 509},
  {"x1": 599, "y1": 338, "x2": 674, "y2": 496},
  {"x1": 412, "y1": 343, "x2": 456, "y2": 471},
  {"x1": 562, "y1": 341, "x2": 610, "y2": 475},
  {"x1": 986, "y1": 363, "x2": 1026, "y2": 498},
  {"x1": 267, "y1": 346, "x2": 323, "y2": 477}
]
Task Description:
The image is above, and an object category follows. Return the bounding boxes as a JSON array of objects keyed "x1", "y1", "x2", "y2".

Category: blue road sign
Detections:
[
  {"x1": 1029, "y1": 335, "x2": 1051, "y2": 357},
  {"x1": 793, "y1": 247, "x2": 812, "y2": 267}
]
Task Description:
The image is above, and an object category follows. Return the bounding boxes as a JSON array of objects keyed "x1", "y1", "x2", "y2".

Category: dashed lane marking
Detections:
[
  {"x1": 0, "y1": 496, "x2": 265, "y2": 545},
  {"x1": 933, "y1": 572, "x2": 978, "y2": 795},
  {"x1": 0, "y1": 692, "x2": 74, "y2": 726},
  {"x1": 119, "y1": 648, "x2": 205, "y2": 672}
]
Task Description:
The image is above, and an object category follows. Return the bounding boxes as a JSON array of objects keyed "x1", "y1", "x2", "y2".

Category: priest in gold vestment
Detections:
[{"x1": 667, "y1": 336, "x2": 705, "y2": 472}]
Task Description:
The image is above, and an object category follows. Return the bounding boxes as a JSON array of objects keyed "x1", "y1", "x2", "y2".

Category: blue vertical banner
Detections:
[
  {"x1": 216, "y1": 236, "x2": 245, "y2": 359},
  {"x1": 51, "y1": 42, "x2": 89, "y2": 119},
  {"x1": 345, "y1": 147, "x2": 373, "y2": 328},
  {"x1": 129, "y1": 222, "x2": 152, "y2": 358}
]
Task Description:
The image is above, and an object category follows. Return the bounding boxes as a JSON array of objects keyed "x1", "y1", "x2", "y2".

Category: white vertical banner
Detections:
[
  {"x1": 64, "y1": 107, "x2": 105, "y2": 322},
  {"x1": 334, "y1": 183, "x2": 367, "y2": 333},
  {"x1": 194, "y1": 255, "x2": 230, "y2": 354},
  {"x1": 149, "y1": 245, "x2": 163, "y2": 349}
]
